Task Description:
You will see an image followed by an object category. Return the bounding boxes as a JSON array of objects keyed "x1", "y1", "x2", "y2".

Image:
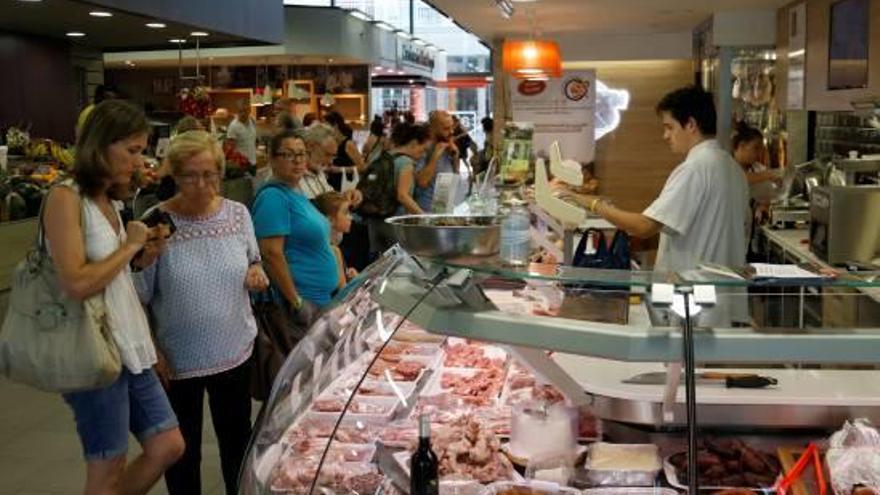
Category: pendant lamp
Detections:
[{"x1": 502, "y1": 40, "x2": 562, "y2": 79}]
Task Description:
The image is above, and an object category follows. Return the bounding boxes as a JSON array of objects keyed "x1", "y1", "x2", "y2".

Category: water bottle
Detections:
[{"x1": 500, "y1": 198, "x2": 531, "y2": 266}]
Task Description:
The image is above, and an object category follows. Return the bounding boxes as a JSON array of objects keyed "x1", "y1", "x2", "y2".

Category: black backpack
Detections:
[{"x1": 357, "y1": 150, "x2": 400, "y2": 218}]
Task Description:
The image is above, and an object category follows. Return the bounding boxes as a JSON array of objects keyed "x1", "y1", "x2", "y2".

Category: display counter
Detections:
[{"x1": 241, "y1": 248, "x2": 880, "y2": 495}]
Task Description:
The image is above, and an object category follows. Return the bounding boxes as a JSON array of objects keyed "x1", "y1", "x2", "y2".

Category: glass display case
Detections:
[{"x1": 240, "y1": 248, "x2": 880, "y2": 494}]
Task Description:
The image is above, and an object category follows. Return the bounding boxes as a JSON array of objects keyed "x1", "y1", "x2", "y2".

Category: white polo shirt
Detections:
[{"x1": 643, "y1": 139, "x2": 750, "y2": 325}]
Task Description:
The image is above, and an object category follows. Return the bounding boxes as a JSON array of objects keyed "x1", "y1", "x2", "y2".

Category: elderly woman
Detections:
[
  {"x1": 252, "y1": 130, "x2": 338, "y2": 310},
  {"x1": 133, "y1": 131, "x2": 269, "y2": 495},
  {"x1": 43, "y1": 99, "x2": 184, "y2": 495}
]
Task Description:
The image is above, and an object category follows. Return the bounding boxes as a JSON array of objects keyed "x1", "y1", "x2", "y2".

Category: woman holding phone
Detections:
[{"x1": 133, "y1": 130, "x2": 268, "y2": 495}]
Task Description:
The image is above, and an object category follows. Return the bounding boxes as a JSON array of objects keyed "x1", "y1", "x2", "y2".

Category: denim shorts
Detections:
[{"x1": 63, "y1": 368, "x2": 178, "y2": 461}]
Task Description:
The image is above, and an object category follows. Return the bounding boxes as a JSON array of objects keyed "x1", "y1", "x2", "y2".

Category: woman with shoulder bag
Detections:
[
  {"x1": 41, "y1": 100, "x2": 184, "y2": 495},
  {"x1": 252, "y1": 130, "x2": 336, "y2": 313},
  {"x1": 132, "y1": 131, "x2": 268, "y2": 494}
]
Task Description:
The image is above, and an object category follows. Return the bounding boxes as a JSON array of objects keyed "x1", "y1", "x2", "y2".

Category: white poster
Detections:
[{"x1": 510, "y1": 70, "x2": 596, "y2": 163}]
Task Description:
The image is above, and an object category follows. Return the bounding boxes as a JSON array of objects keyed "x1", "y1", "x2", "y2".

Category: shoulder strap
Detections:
[{"x1": 37, "y1": 184, "x2": 83, "y2": 256}]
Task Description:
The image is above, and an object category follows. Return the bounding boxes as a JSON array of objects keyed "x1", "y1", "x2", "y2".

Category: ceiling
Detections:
[
  {"x1": 103, "y1": 53, "x2": 368, "y2": 69},
  {"x1": 429, "y1": 0, "x2": 792, "y2": 40},
  {"x1": 0, "y1": 0, "x2": 267, "y2": 51}
]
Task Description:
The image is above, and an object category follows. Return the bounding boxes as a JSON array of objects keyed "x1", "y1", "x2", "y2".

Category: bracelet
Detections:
[{"x1": 589, "y1": 198, "x2": 601, "y2": 213}]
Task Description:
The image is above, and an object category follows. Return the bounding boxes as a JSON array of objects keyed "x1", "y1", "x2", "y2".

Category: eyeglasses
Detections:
[
  {"x1": 176, "y1": 171, "x2": 221, "y2": 184},
  {"x1": 275, "y1": 150, "x2": 308, "y2": 161}
]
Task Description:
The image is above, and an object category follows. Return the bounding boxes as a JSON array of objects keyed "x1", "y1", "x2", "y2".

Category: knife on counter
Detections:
[{"x1": 623, "y1": 371, "x2": 778, "y2": 388}]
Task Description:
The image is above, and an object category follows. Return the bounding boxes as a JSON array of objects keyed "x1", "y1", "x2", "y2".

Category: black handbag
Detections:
[{"x1": 249, "y1": 293, "x2": 317, "y2": 401}]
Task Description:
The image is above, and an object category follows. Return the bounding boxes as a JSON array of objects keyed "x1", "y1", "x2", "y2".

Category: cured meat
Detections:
[{"x1": 669, "y1": 438, "x2": 781, "y2": 488}]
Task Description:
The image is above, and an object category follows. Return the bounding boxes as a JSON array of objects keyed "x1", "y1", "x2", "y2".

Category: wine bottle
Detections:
[{"x1": 410, "y1": 414, "x2": 439, "y2": 495}]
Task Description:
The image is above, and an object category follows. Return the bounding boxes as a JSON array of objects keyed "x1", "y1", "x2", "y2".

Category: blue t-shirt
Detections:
[
  {"x1": 251, "y1": 182, "x2": 338, "y2": 307},
  {"x1": 414, "y1": 145, "x2": 454, "y2": 212}
]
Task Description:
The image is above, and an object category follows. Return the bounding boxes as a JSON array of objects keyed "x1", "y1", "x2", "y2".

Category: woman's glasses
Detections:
[{"x1": 176, "y1": 171, "x2": 221, "y2": 184}]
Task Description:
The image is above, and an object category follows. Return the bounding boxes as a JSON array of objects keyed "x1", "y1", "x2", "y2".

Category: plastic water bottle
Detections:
[{"x1": 500, "y1": 198, "x2": 530, "y2": 266}]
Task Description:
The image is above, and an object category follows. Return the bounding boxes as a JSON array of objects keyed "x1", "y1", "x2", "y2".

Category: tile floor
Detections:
[{"x1": 0, "y1": 377, "x2": 238, "y2": 494}]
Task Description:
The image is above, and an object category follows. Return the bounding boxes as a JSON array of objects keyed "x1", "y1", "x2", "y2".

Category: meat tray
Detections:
[
  {"x1": 582, "y1": 488, "x2": 679, "y2": 495},
  {"x1": 663, "y1": 455, "x2": 780, "y2": 492},
  {"x1": 391, "y1": 449, "x2": 524, "y2": 492},
  {"x1": 480, "y1": 480, "x2": 581, "y2": 495},
  {"x1": 311, "y1": 395, "x2": 401, "y2": 424},
  {"x1": 584, "y1": 443, "x2": 661, "y2": 487},
  {"x1": 422, "y1": 367, "x2": 506, "y2": 407}
]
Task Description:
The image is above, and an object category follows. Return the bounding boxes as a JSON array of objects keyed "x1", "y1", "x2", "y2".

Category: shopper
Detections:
[
  {"x1": 453, "y1": 115, "x2": 477, "y2": 172},
  {"x1": 470, "y1": 116, "x2": 494, "y2": 177},
  {"x1": 361, "y1": 114, "x2": 388, "y2": 165},
  {"x1": 132, "y1": 131, "x2": 268, "y2": 495},
  {"x1": 324, "y1": 110, "x2": 366, "y2": 190},
  {"x1": 226, "y1": 99, "x2": 257, "y2": 166},
  {"x1": 42, "y1": 99, "x2": 184, "y2": 495},
  {"x1": 366, "y1": 122, "x2": 430, "y2": 256},
  {"x1": 299, "y1": 123, "x2": 363, "y2": 207},
  {"x1": 314, "y1": 191, "x2": 358, "y2": 290},
  {"x1": 559, "y1": 85, "x2": 749, "y2": 324},
  {"x1": 414, "y1": 110, "x2": 459, "y2": 212},
  {"x1": 252, "y1": 130, "x2": 338, "y2": 309}
]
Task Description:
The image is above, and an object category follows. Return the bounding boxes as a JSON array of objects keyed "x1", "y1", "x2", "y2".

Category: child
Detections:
[{"x1": 314, "y1": 192, "x2": 358, "y2": 290}]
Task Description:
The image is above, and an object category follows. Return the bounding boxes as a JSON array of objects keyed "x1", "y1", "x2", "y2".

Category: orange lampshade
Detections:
[{"x1": 502, "y1": 40, "x2": 562, "y2": 79}]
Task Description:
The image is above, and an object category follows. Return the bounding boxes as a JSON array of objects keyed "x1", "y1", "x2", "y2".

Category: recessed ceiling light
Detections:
[
  {"x1": 373, "y1": 66, "x2": 384, "y2": 71},
  {"x1": 89, "y1": 11, "x2": 112, "y2": 17},
  {"x1": 146, "y1": 22, "x2": 166, "y2": 28},
  {"x1": 66, "y1": 32, "x2": 86, "y2": 37},
  {"x1": 169, "y1": 38, "x2": 187, "y2": 43},
  {"x1": 397, "y1": 70, "x2": 404, "y2": 75},
  {"x1": 190, "y1": 31, "x2": 209, "y2": 37},
  {"x1": 408, "y1": 79, "x2": 414, "y2": 84}
]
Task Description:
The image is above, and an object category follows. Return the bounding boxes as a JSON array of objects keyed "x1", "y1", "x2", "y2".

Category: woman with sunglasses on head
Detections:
[
  {"x1": 132, "y1": 130, "x2": 268, "y2": 495},
  {"x1": 252, "y1": 130, "x2": 339, "y2": 313}
]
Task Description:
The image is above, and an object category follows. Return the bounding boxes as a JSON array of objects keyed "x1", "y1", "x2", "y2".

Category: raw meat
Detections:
[
  {"x1": 440, "y1": 368, "x2": 504, "y2": 404},
  {"x1": 444, "y1": 343, "x2": 505, "y2": 369},
  {"x1": 367, "y1": 358, "x2": 425, "y2": 381},
  {"x1": 426, "y1": 414, "x2": 514, "y2": 483}
]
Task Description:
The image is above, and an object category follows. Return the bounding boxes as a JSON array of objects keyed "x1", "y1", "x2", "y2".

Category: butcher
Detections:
[{"x1": 560, "y1": 85, "x2": 750, "y2": 325}]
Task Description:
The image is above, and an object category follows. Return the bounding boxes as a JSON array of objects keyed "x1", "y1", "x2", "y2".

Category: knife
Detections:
[
  {"x1": 623, "y1": 371, "x2": 777, "y2": 388},
  {"x1": 375, "y1": 442, "x2": 410, "y2": 494}
]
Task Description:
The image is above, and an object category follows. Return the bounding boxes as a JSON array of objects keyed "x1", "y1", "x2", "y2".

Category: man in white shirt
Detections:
[
  {"x1": 226, "y1": 99, "x2": 257, "y2": 165},
  {"x1": 562, "y1": 86, "x2": 750, "y2": 324},
  {"x1": 298, "y1": 123, "x2": 363, "y2": 207}
]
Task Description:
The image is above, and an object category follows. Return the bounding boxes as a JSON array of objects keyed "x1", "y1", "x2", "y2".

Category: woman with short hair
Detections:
[
  {"x1": 133, "y1": 130, "x2": 268, "y2": 494},
  {"x1": 42, "y1": 99, "x2": 184, "y2": 495}
]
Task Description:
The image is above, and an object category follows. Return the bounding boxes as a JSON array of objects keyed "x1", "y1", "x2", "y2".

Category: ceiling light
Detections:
[
  {"x1": 146, "y1": 22, "x2": 166, "y2": 28},
  {"x1": 374, "y1": 66, "x2": 384, "y2": 71},
  {"x1": 169, "y1": 38, "x2": 187, "y2": 43},
  {"x1": 397, "y1": 70, "x2": 405, "y2": 75},
  {"x1": 348, "y1": 9, "x2": 371, "y2": 21},
  {"x1": 408, "y1": 79, "x2": 414, "y2": 84},
  {"x1": 66, "y1": 32, "x2": 85, "y2": 37},
  {"x1": 373, "y1": 21, "x2": 395, "y2": 31},
  {"x1": 190, "y1": 31, "x2": 209, "y2": 37},
  {"x1": 395, "y1": 30, "x2": 410, "y2": 40},
  {"x1": 89, "y1": 11, "x2": 112, "y2": 17}
]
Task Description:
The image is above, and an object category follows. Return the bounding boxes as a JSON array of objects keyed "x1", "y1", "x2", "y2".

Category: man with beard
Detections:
[{"x1": 413, "y1": 110, "x2": 459, "y2": 212}]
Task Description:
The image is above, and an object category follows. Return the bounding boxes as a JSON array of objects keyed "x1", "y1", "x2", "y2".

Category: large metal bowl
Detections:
[{"x1": 385, "y1": 214, "x2": 501, "y2": 258}]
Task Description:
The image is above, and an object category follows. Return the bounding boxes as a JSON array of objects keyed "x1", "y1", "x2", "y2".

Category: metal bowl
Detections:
[{"x1": 385, "y1": 214, "x2": 501, "y2": 258}]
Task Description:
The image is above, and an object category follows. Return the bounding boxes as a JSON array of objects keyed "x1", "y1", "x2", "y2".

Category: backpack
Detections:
[{"x1": 357, "y1": 150, "x2": 400, "y2": 218}]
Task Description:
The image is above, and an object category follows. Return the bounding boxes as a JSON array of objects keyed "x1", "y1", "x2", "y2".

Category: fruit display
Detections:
[{"x1": 5, "y1": 126, "x2": 30, "y2": 153}]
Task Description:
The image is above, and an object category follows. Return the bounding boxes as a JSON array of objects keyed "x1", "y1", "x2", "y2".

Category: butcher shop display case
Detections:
[{"x1": 240, "y1": 247, "x2": 880, "y2": 495}]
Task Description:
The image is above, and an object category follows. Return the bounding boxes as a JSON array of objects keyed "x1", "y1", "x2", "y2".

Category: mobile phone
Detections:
[{"x1": 141, "y1": 209, "x2": 177, "y2": 236}]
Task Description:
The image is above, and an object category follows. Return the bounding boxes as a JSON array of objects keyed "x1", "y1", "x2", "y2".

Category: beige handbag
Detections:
[{"x1": 0, "y1": 195, "x2": 121, "y2": 393}]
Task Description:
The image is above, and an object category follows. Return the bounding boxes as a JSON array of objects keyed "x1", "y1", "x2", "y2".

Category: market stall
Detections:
[{"x1": 240, "y1": 242, "x2": 880, "y2": 495}]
